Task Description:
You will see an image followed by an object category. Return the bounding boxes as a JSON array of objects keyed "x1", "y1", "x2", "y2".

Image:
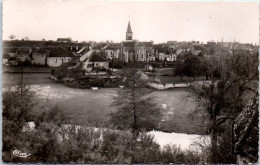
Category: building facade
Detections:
[{"x1": 120, "y1": 21, "x2": 154, "y2": 63}]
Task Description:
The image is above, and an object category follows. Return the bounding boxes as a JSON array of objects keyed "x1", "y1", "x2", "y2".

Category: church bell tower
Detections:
[{"x1": 126, "y1": 21, "x2": 133, "y2": 40}]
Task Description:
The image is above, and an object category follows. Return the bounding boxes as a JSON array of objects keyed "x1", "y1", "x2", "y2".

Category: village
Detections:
[{"x1": 3, "y1": 21, "x2": 258, "y2": 90}]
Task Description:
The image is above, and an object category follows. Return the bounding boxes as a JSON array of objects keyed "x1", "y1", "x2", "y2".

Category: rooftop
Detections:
[{"x1": 34, "y1": 46, "x2": 74, "y2": 57}]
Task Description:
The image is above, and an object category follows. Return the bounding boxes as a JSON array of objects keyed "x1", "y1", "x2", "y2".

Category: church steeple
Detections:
[
  {"x1": 127, "y1": 21, "x2": 132, "y2": 33},
  {"x1": 126, "y1": 21, "x2": 133, "y2": 40}
]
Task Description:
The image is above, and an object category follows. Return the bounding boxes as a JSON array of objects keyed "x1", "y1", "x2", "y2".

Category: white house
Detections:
[
  {"x1": 32, "y1": 53, "x2": 47, "y2": 65},
  {"x1": 104, "y1": 44, "x2": 121, "y2": 60},
  {"x1": 165, "y1": 54, "x2": 177, "y2": 62},
  {"x1": 33, "y1": 47, "x2": 74, "y2": 67},
  {"x1": 81, "y1": 50, "x2": 109, "y2": 72},
  {"x1": 47, "y1": 57, "x2": 72, "y2": 67},
  {"x1": 159, "y1": 53, "x2": 166, "y2": 61}
]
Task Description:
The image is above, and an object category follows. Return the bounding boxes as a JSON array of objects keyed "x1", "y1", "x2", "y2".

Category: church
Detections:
[{"x1": 120, "y1": 21, "x2": 155, "y2": 63}]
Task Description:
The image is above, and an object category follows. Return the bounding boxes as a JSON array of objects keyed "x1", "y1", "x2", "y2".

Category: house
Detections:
[
  {"x1": 47, "y1": 47, "x2": 74, "y2": 67},
  {"x1": 67, "y1": 46, "x2": 85, "y2": 54},
  {"x1": 15, "y1": 47, "x2": 32, "y2": 61},
  {"x1": 3, "y1": 47, "x2": 20, "y2": 57},
  {"x1": 159, "y1": 52, "x2": 166, "y2": 61},
  {"x1": 2, "y1": 53, "x2": 10, "y2": 65},
  {"x1": 57, "y1": 38, "x2": 72, "y2": 42},
  {"x1": 165, "y1": 53, "x2": 177, "y2": 62},
  {"x1": 190, "y1": 44, "x2": 205, "y2": 56},
  {"x1": 32, "y1": 52, "x2": 47, "y2": 65},
  {"x1": 32, "y1": 47, "x2": 74, "y2": 67},
  {"x1": 2, "y1": 47, "x2": 20, "y2": 65},
  {"x1": 89, "y1": 52, "x2": 109, "y2": 69},
  {"x1": 175, "y1": 48, "x2": 185, "y2": 55},
  {"x1": 81, "y1": 50, "x2": 109, "y2": 72},
  {"x1": 103, "y1": 44, "x2": 121, "y2": 60},
  {"x1": 218, "y1": 41, "x2": 240, "y2": 49},
  {"x1": 74, "y1": 47, "x2": 90, "y2": 57}
]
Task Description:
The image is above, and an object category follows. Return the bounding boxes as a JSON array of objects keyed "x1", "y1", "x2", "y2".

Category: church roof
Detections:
[
  {"x1": 122, "y1": 41, "x2": 136, "y2": 47},
  {"x1": 140, "y1": 42, "x2": 153, "y2": 47},
  {"x1": 126, "y1": 21, "x2": 133, "y2": 33}
]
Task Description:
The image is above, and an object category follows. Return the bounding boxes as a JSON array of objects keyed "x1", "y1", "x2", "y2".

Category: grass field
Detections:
[
  {"x1": 3, "y1": 73, "x2": 207, "y2": 134},
  {"x1": 3, "y1": 66, "x2": 51, "y2": 73},
  {"x1": 2, "y1": 73, "x2": 52, "y2": 87},
  {"x1": 26, "y1": 83, "x2": 206, "y2": 134}
]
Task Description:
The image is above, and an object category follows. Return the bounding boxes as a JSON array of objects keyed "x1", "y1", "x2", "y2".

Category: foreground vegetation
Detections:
[{"x1": 3, "y1": 84, "x2": 209, "y2": 163}]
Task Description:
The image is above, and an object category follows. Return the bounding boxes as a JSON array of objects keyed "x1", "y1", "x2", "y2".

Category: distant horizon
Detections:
[
  {"x1": 3, "y1": 1, "x2": 259, "y2": 44},
  {"x1": 3, "y1": 39, "x2": 258, "y2": 45}
]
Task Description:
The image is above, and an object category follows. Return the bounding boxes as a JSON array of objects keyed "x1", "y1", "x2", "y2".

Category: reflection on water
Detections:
[{"x1": 149, "y1": 130, "x2": 210, "y2": 150}]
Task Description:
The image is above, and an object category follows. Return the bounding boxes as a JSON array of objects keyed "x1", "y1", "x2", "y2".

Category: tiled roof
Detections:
[
  {"x1": 57, "y1": 38, "x2": 71, "y2": 42},
  {"x1": 17, "y1": 47, "x2": 32, "y2": 54},
  {"x1": 122, "y1": 41, "x2": 153, "y2": 48},
  {"x1": 89, "y1": 52, "x2": 108, "y2": 62},
  {"x1": 3, "y1": 53, "x2": 10, "y2": 59},
  {"x1": 192, "y1": 50, "x2": 202, "y2": 56},
  {"x1": 109, "y1": 43, "x2": 121, "y2": 49},
  {"x1": 35, "y1": 46, "x2": 74, "y2": 57},
  {"x1": 122, "y1": 41, "x2": 137, "y2": 47},
  {"x1": 193, "y1": 45, "x2": 205, "y2": 50},
  {"x1": 104, "y1": 45, "x2": 114, "y2": 50},
  {"x1": 3, "y1": 47, "x2": 19, "y2": 54},
  {"x1": 140, "y1": 42, "x2": 153, "y2": 47}
]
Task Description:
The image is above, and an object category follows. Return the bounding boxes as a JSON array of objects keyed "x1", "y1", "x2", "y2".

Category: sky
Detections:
[{"x1": 2, "y1": 0, "x2": 259, "y2": 44}]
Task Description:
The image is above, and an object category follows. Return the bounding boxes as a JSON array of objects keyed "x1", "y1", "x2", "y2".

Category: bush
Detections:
[
  {"x1": 110, "y1": 60, "x2": 124, "y2": 69},
  {"x1": 89, "y1": 78, "x2": 105, "y2": 87}
]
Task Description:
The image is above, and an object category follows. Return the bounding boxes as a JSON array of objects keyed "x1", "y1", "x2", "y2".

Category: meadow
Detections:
[{"x1": 3, "y1": 73, "x2": 206, "y2": 134}]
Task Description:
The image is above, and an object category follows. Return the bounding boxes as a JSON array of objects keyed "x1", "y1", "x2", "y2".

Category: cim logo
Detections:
[{"x1": 13, "y1": 150, "x2": 30, "y2": 158}]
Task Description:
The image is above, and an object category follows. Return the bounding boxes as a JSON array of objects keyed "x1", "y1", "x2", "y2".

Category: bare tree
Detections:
[
  {"x1": 190, "y1": 49, "x2": 258, "y2": 163},
  {"x1": 9, "y1": 34, "x2": 16, "y2": 40},
  {"x1": 110, "y1": 67, "x2": 161, "y2": 163},
  {"x1": 24, "y1": 36, "x2": 29, "y2": 41}
]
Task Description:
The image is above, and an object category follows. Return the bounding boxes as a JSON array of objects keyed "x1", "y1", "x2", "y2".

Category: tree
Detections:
[
  {"x1": 2, "y1": 84, "x2": 35, "y2": 161},
  {"x1": 174, "y1": 59, "x2": 185, "y2": 81},
  {"x1": 189, "y1": 49, "x2": 258, "y2": 163},
  {"x1": 110, "y1": 67, "x2": 161, "y2": 163},
  {"x1": 183, "y1": 55, "x2": 204, "y2": 80},
  {"x1": 24, "y1": 36, "x2": 29, "y2": 41},
  {"x1": 9, "y1": 34, "x2": 16, "y2": 40}
]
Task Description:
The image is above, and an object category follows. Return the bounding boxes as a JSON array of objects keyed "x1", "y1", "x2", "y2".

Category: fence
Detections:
[{"x1": 147, "y1": 82, "x2": 191, "y2": 90}]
